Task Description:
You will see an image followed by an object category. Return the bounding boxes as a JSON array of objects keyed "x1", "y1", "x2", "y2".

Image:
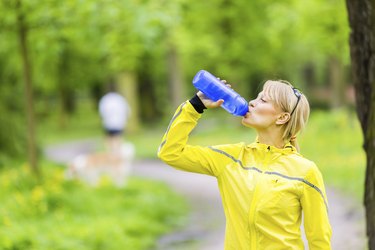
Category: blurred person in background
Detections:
[
  {"x1": 99, "y1": 83, "x2": 130, "y2": 154},
  {"x1": 158, "y1": 79, "x2": 331, "y2": 249}
]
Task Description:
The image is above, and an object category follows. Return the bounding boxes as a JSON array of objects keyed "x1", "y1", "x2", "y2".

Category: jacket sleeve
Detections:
[
  {"x1": 301, "y1": 164, "x2": 332, "y2": 250},
  {"x1": 157, "y1": 101, "x2": 234, "y2": 177}
]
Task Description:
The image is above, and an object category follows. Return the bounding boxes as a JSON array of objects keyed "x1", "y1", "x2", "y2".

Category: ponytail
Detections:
[{"x1": 289, "y1": 136, "x2": 300, "y2": 152}]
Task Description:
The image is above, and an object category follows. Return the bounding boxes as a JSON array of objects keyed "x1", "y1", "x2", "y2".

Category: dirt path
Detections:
[{"x1": 44, "y1": 140, "x2": 366, "y2": 250}]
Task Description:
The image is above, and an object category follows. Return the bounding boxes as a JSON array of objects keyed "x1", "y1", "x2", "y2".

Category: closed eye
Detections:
[{"x1": 256, "y1": 92, "x2": 268, "y2": 103}]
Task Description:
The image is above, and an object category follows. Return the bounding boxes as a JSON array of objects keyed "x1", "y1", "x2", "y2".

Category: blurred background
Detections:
[{"x1": 0, "y1": 0, "x2": 365, "y2": 249}]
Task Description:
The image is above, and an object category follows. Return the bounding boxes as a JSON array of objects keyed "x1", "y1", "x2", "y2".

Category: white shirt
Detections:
[{"x1": 99, "y1": 92, "x2": 130, "y2": 130}]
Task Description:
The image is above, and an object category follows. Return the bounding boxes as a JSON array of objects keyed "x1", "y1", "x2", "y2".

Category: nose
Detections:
[{"x1": 249, "y1": 99, "x2": 256, "y2": 108}]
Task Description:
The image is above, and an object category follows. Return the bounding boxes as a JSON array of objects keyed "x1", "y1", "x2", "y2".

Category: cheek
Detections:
[{"x1": 256, "y1": 106, "x2": 277, "y2": 116}]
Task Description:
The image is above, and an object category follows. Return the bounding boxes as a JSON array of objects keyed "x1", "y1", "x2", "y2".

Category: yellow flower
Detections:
[{"x1": 31, "y1": 186, "x2": 45, "y2": 202}]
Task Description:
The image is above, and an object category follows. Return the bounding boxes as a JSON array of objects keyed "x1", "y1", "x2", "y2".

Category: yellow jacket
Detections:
[{"x1": 158, "y1": 101, "x2": 332, "y2": 250}]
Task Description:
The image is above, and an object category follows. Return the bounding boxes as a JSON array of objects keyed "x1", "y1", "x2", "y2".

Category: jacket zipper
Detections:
[
  {"x1": 249, "y1": 172, "x2": 262, "y2": 249},
  {"x1": 249, "y1": 147, "x2": 271, "y2": 249}
]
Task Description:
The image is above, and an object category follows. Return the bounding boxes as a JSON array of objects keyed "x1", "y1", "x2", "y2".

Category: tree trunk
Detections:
[
  {"x1": 16, "y1": 0, "x2": 39, "y2": 176},
  {"x1": 346, "y1": 0, "x2": 375, "y2": 249},
  {"x1": 166, "y1": 43, "x2": 185, "y2": 108},
  {"x1": 57, "y1": 44, "x2": 76, "y2": 129},
  {"x1": 117, "y1": 71, "x2": 140, "y2": 133},
  {"x1": 302, "y1": 62, "x2": 316, "y2": 90},
  {"x1": 328, "y1": 56, "x2": 345, "y2": 109}
]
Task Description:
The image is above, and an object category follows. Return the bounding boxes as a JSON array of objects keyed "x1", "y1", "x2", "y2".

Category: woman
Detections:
[{"x1": 158, "y1": 79, "x2": 332, "y2": 249}]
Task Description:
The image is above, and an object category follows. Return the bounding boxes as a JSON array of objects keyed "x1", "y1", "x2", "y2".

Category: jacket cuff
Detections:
[{"x1": 189, "y1": 94, "x2": 207, "y2": 113}]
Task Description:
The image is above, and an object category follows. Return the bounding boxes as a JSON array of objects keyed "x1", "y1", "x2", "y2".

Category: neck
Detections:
[{"x1": 256, "y1": 128, "x2": 285, "y2": 149}]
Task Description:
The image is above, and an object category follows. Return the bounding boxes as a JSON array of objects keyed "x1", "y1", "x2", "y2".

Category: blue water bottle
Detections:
[{"x1": 192, "y1": 70, "x2": 249, "y2": 116}]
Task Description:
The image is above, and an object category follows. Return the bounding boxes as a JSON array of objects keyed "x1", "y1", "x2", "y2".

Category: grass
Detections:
[{"x1": 0, "y1": 162, "x2": 187, "y2": 250}]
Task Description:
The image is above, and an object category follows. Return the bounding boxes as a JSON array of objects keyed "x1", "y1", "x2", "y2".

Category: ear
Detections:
[{"x1": 276, "y1": 112, "x2": 290, "y2": 125}]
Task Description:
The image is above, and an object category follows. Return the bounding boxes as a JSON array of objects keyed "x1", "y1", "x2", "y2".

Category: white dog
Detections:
[{"x1": 66, "y1": 143, "x2": 135, "y2": 187}]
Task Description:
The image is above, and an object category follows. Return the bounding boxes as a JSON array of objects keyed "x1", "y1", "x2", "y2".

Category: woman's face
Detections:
[{"x1": 242, "y1": 91, "x2": 283, "y2": 130}]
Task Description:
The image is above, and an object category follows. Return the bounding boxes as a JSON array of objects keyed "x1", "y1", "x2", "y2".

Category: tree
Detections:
[
  {"x1": 346, "y1": 0, "x2": 375, "y2": 249},
  {"x1": 15, "y1": 0, "x2": 38, "y2": 175}
]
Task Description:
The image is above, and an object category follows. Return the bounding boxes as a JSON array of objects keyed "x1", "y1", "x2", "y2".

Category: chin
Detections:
[{"x1": 241, "y1": 118, "x2": 254, "y2": 128}]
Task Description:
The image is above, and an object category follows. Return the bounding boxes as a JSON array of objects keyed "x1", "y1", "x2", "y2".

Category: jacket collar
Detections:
[{"x1": 247, "y1": 140, "x2": 297, "y2": 154}]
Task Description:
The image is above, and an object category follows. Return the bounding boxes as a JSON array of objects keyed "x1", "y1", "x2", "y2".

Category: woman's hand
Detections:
[{"x1": 197, "y1": 79, "x2": 230, "y2": 109}]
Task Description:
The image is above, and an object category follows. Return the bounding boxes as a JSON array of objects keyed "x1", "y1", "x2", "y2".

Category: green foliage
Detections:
[
  {"x1": 0, "y1": 0, "x2": 351, "y2": 156},
  {"x1": 0, "y1": 163, "x2": 187, "y2": 250},
  {"x1": 38, "y1": 98, "x2": 102, "y2": 144},
  {"x1": 0, "y1": 68, "x2": 27, "y2": 164},
  {"x1": 179, "y1": 0, "x2": 350, "y2": 93},
  {"x1": 299, "y1": 109, "x2": 365, "y2": 198},
  {"x1": 0, "y1": 0, "x2": 350, "y2": 95},
  {"x1": 0, "y1": 114, "x2": 26, "y2": 166}
]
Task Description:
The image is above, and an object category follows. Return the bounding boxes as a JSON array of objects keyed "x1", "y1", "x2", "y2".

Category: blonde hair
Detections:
[{"x1": 262, "y1": 80, "x2": 310, "y2": 151}]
